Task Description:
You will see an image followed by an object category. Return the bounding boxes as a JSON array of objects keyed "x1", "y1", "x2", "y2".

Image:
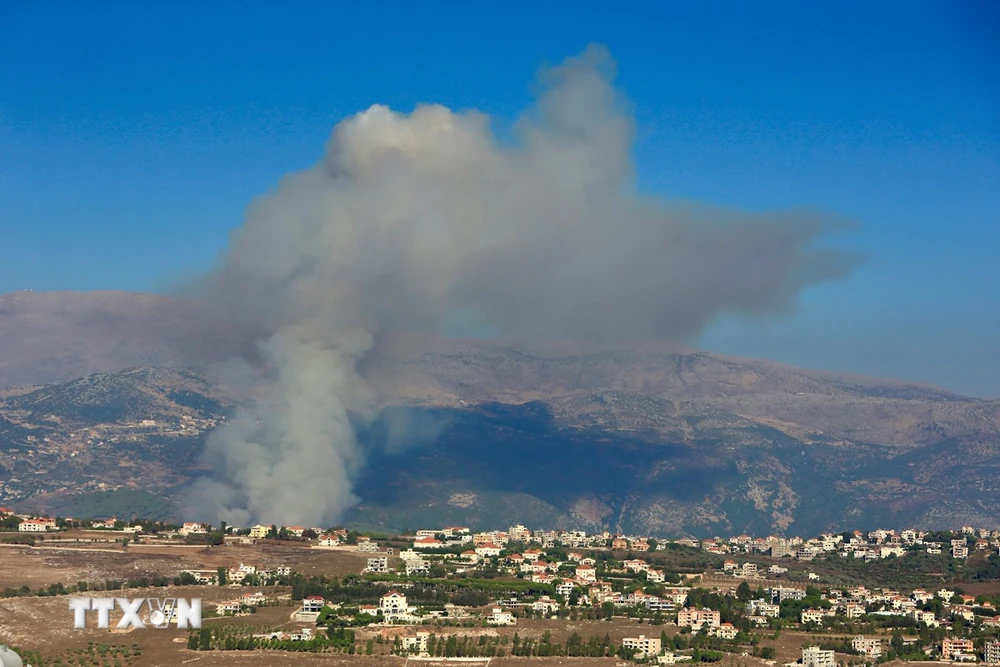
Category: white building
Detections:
[
  {"x1": 405, "y1": 558, "x2": 429, "y2": 576},
  {"x1": 677, "y1": 608, "x2": 720, "y2": 631},
  {"x1": 747, "y1": 599, "x2": 780, "y2": 618},
  {"x1": 179, "y1": 522, "x2": 207, "y2": 535},
  {"x1": 508, "y1": 524, "x2": 531, "y2": 542},
  {"x1": 713, "y1": 623, "x2": 738, "y2": 640},
  {"x1": 984, "y1": 641, "x2": 1000, "y2": 665},
  {"x1": 852, "y1": 636, "x2": 882, "y2": 658},
  {"x1": 801, "y1": 608, "x2": 834, "y2": 624},
  {"x1": 486, "y1": 607, "x2": 516, "y2": 625},
  {"x1": 400, "y1": 631, "x2": 431, "y2": 655},
  {"x1": 366, "y1": 556, "x2": 388, "y2": 573},
  {"x1": 622, "y1": 635, "x2": 661, "y2": 659},
  {"x1": 358, "y1": 539, "x2": 380, "y2": 553},
  {"x1": 301, "y1": 596, "x2": 325, "y2": 613},
  {"x1": 802, "y1": 646, "x2": 836, "y2": 667},
  {"x1": 18, "y1": 518, "x2": 53, "y2": 532},
  {"x1": 380, "y1": 590, "x2": 414, "y2": 622},
  {"x1": 475, "y1": 542, "x2": 502, "y2": 558}
]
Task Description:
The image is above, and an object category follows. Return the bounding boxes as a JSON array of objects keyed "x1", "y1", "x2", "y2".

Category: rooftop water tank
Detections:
[{"x1": 0, "y1": 646, "x2": 23, "y2": 667}]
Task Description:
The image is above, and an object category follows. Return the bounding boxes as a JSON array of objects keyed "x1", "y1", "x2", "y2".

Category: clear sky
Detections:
[{"x1": 1, "y1": 1, "x2": 998, "y2": 397}]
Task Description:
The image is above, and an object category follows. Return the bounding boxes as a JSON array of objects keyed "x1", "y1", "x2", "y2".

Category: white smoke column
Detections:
[{"x1": 187, "y1": 46, "x2": 855, "y2": 526}]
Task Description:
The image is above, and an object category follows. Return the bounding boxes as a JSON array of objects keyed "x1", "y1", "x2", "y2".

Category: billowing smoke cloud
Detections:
[{"x1": 186, "y1": 46, "x2": 854, "y2": 527}]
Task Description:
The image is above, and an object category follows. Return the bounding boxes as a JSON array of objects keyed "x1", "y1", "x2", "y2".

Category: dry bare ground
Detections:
[{"x1": 0, "y1": 535, "x2": 375, "y2": 590}]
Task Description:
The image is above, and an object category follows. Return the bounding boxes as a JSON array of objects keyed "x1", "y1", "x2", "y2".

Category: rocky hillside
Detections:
[
  {"x1": 1, "y1": 290, "x2": 999, "y2": 535},
  {"x1": 371, "y1": 338, "x2": 1000, "y2": 448},
  {"x1": 0, "y1": 367, "x2": 234, "y2": 509}
]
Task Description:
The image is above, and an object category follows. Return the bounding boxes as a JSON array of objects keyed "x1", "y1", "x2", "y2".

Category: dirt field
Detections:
[{"x1": 0, "y1": 538, "x2": 376, "y2": 590}]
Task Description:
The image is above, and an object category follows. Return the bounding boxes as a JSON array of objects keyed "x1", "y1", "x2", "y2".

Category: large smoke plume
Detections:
[{"x1": 187, "y1": 46, "x2": 853, "y2": 526}]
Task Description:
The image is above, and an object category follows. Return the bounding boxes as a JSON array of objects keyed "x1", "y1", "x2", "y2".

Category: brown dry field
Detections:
[
  {"x1": 952, "y1": 580, "x2": 1000, "y2": 597},
  {"x1": 0, "y1": 535, "x2": 377, "y2": 590}
]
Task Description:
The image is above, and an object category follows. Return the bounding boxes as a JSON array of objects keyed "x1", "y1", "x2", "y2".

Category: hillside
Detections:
[
  {"x1": 1, "y1": 290, "x2": 999, "y2": 535},
  {"x1": 0, "y1": 367, "x2": 235, "y2": 509},
  {"x1": 371, "y1": 338, "x2": 1000, "y2": 448}
]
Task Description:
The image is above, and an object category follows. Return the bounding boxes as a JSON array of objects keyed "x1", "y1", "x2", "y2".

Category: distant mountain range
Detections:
[{"x1": 1, "y1": 290, "x2": 999, "y2": 536}]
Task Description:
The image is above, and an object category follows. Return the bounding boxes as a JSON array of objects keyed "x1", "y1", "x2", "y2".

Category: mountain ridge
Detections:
[{"x1": 1, "y1": 290, "x2": 998, "y2": 535}]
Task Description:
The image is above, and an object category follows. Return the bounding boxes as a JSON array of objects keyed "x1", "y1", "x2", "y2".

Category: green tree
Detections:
[{"x1": 736, "y1": 582, "x2": 752, "y2": 601}]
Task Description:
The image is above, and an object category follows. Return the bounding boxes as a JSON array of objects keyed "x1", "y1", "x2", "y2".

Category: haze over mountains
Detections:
[
  {"x1": 0, "y1": 290, "x2": 248, "y2": 388},
  {"x1": 2, "y1": 289, "x2": 999, "y2": 536}
]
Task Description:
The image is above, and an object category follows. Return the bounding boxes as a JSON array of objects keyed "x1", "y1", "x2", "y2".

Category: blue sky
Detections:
[{"x1": 1, "y1": 1, "x2": 998, "y2": 396}]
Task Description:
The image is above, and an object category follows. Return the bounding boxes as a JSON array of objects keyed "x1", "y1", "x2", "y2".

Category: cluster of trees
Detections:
[
  {"x1": 512, "y1": 631, "x2": 616, "y2": 658},
  {"x1": 779, "y1": 586, "x2": 831, "y2": 621},
  {"x1": 1, "y1": 576, "x2": 180, "y2": 599},
  {"x1": 392, "y1": 621, "x2": 756, "y2": 662},
  {"x1": 186, "y1": 625, "x2": 358, "y2": 653},
  {"x1": 395, "y1": 633, "x2": 515, "y2": 658},
  {"x1": 12, "y1": 641, "x2": 141, "y2": 667},
  {"x1": 291, "y1": 572, "x2": 555, "y2": 610},
  {"x1": 969, "y1": 554, "x2": 1000, "y2": 581},
  {"x1": 876, "y1": 633, "x2": 933, "y2": 663}
]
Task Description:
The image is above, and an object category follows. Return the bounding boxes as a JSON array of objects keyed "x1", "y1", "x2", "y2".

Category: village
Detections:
[{"x1": 2, "y1": 507, "x2": 1000, "y2": 666}]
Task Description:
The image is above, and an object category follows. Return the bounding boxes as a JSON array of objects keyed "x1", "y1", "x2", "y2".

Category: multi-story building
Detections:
[
  {"x1": 714, "y1": 623, "x2": 739, "y2": 640},
  {"x1": 486, "y1": 607, "x2": 516, "y2": 625},
  {"x1": 852, "y1": 636, "x2": 882, "y2": 658},
  {"x1": 508, "y1": 525, "x2": 531, "y2": 542},
  {"x1": 358, "y1": 539, "x2": 380, "y2": 553},
  {"x1": 747, "y1": 599, "x2": 780, "y2": 617},
  {"x1": 405, "y1": 558, "x2": 429, "y2": 576},
  {"x1": 802, "y1": 646, "x2": 836, "y2": 667},
  {"x1": 301, "y1": 595, "x2": 325, "y2": 613},
  {"x1": 770, "y1": 542, "x2": 793, "y2": 558},
  {"x1": 942, "y1": 639, "x2": 975, "y2": 661},
  {"x1": 380, "y1": 591, "x2": 409, "y2": 616},
  {"x1": 366, "y1": 556, "x2": 388, "y2": 573},
  {"x1": 677, "y1": 608, "x2": 721, "y2": 632},
  {"x1": 18, "y1": 518, "x2": 54, "y2": 532},
  {"x1": 985, "y1": 641, "x2": 1000, "y2": 665},
  {"x1": 400, "y1": 631, "x2": 431, "y2": 655},
  {"x1": 769, "y1": 586, "x2": 806, "y2": 603},
  {"x1": 622, "y1": 635, "x2": 661, "y2": 658},
  {"x1": 801, "y1": 608, "x2": 834, "y2": 624},
  {"x1": 845, "y1": 603, "x2": 866, "y2": 618},
  {"x1": 179, "y1": 522, "x2": 207, "y2": 535}
]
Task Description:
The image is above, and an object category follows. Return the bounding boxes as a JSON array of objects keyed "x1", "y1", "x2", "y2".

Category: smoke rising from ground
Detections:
[{"x1": 186, "y1": 46, "x2": 854, "y2": 526}]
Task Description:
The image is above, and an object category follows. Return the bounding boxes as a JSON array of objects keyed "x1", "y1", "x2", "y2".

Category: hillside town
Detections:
[{"x1": 3, "y1": 507, "x2": 1000, "y2": 664}]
